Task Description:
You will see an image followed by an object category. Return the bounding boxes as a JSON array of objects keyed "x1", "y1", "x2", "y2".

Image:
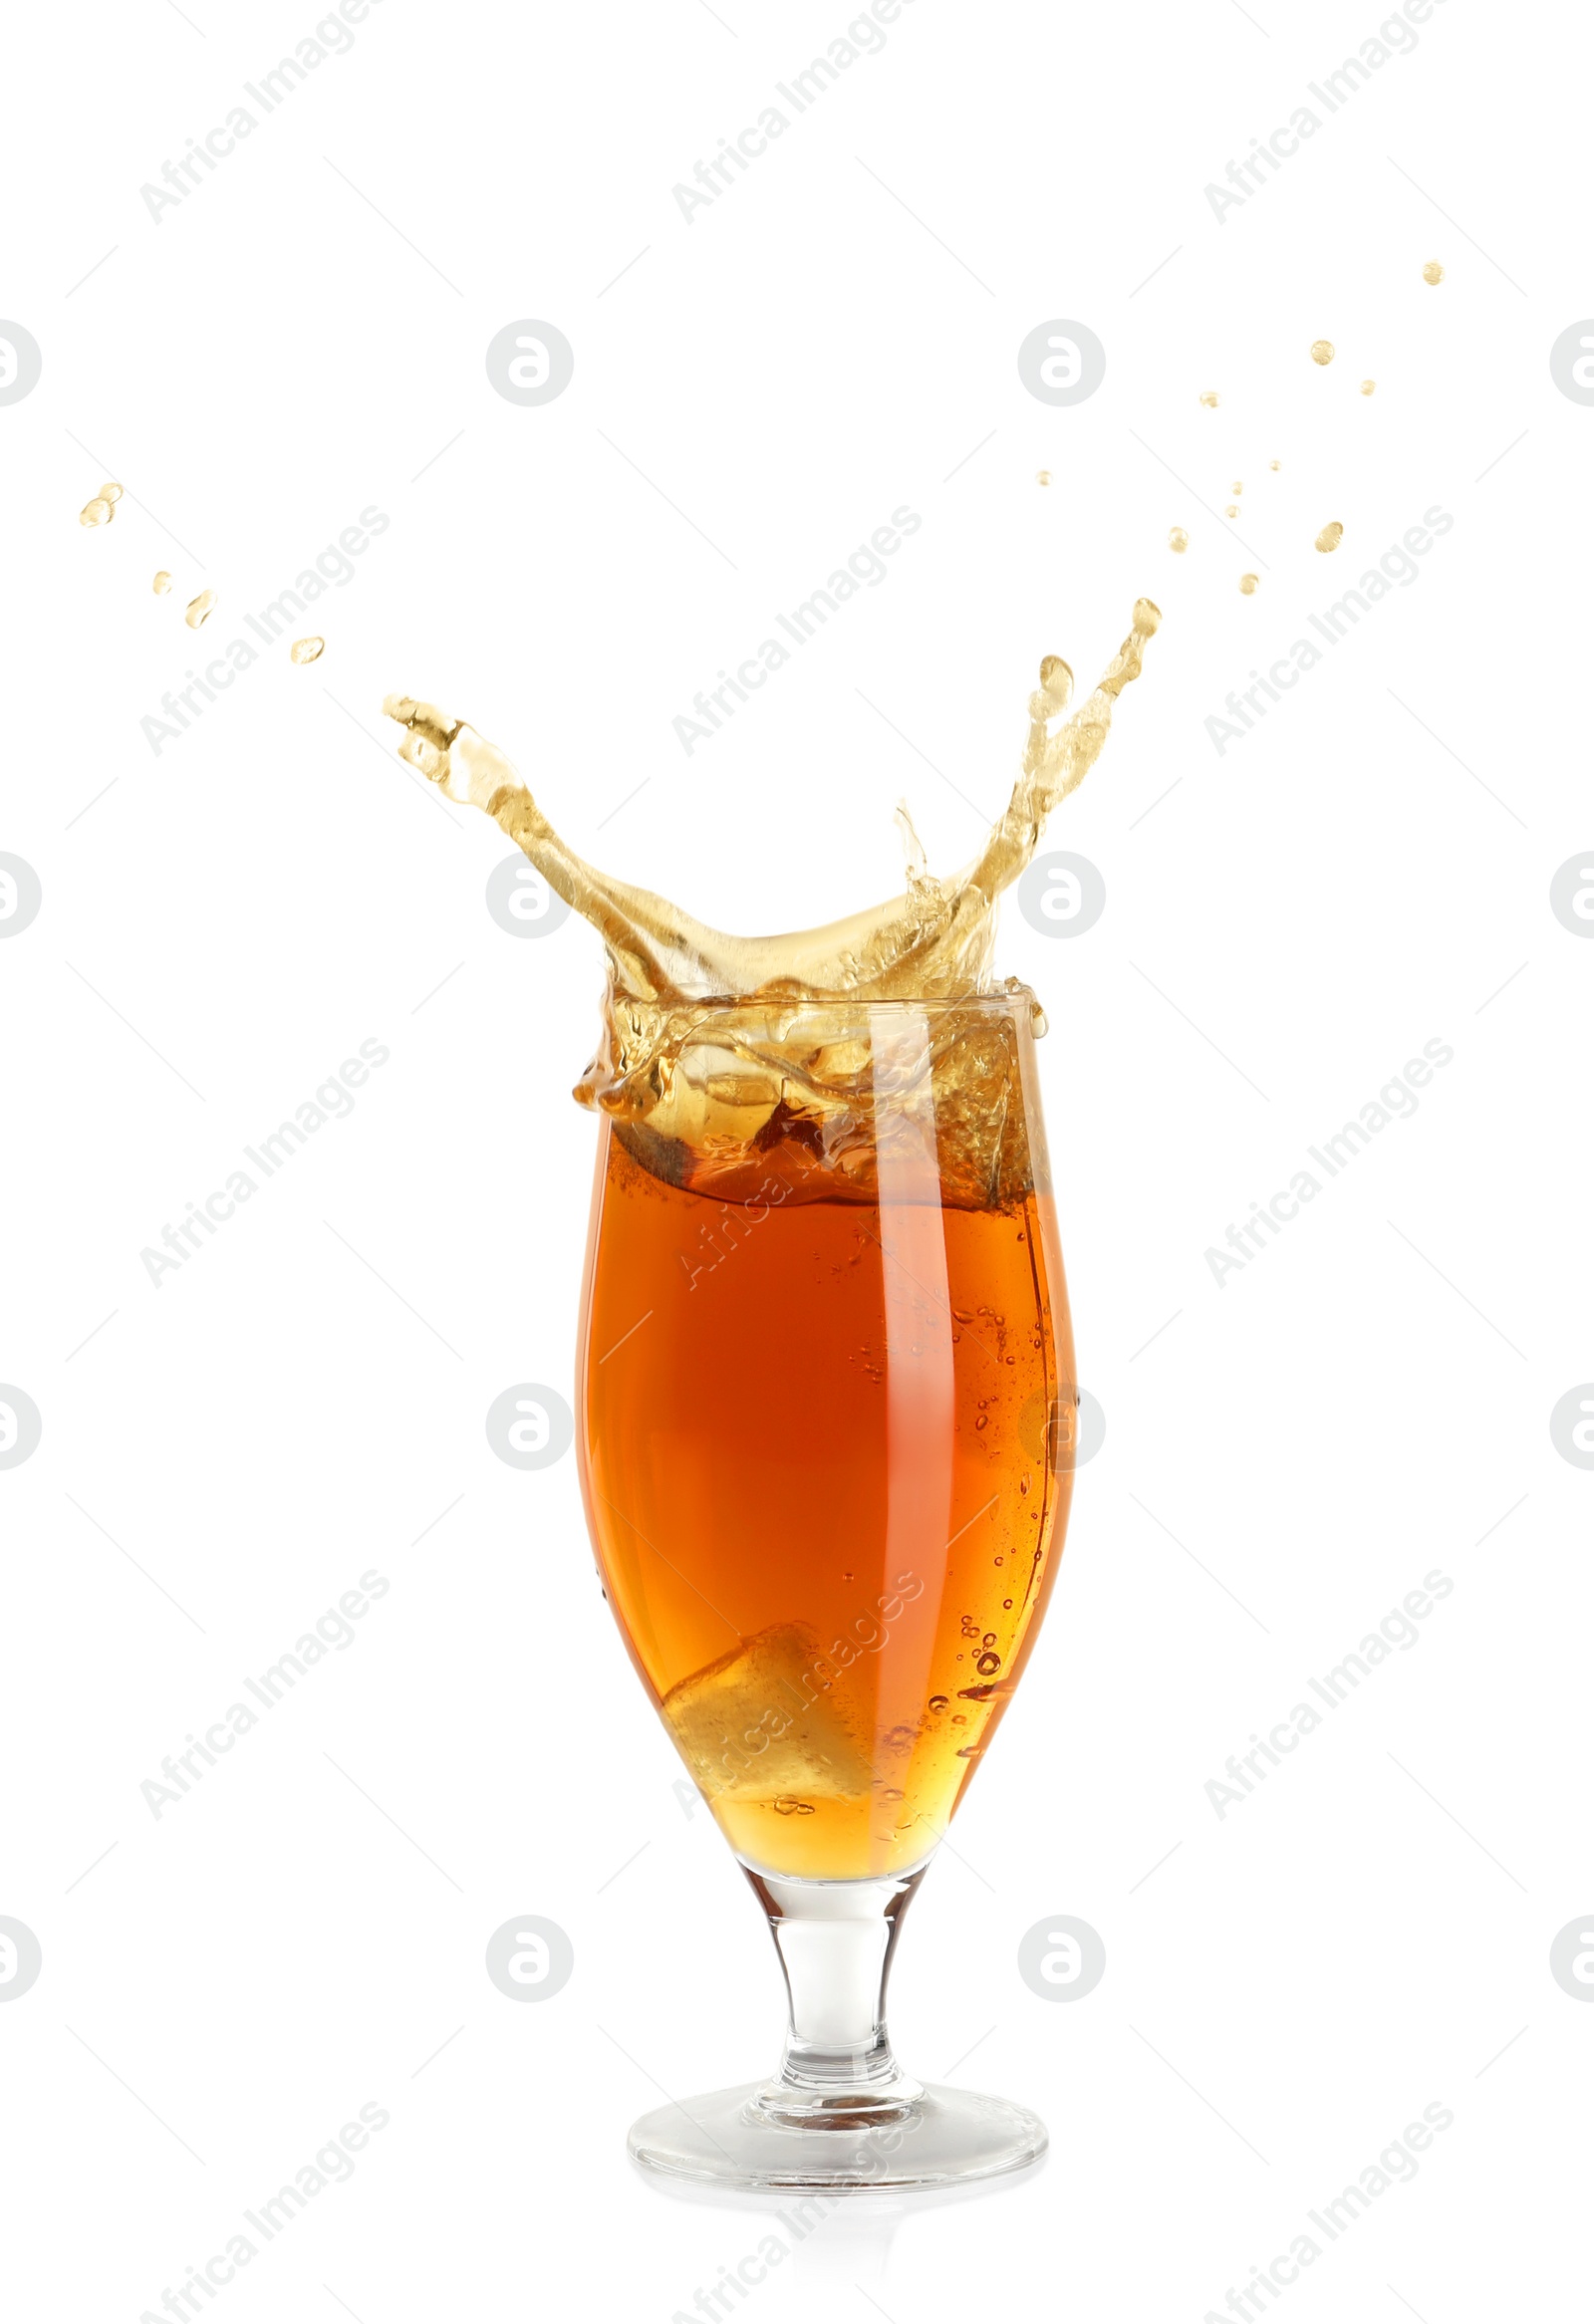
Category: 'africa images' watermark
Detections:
[
  {"x1": 139, "y1": 508, "x2": 390, "y2": 756},
  {"x1": 671, "y1": 0, "x2": 920, "y2": 225},
  {"x1": 1203, "y1": 1565, "x2": 1455, "y2": 1820},
  {"x1": 671, "y1": 504, "x2": 922, "y2": 756},
  {"x1": 139, "y1": 1565, "x2": 391, "y2": 1820},
  {"x1": 1203, "y1": 1039, "x2": 1454, "y2": 1288},
  {"x1": 139, "y1": 1039, "x2": 391, "y2": 1287},
  {"x1": 1199, "y1": 2103, "x2": 1455, "y2": 2322},
  {"x1": 1203, "y1": 508, "x2": 1454, "y2": 757},
  {"x1": 139, "y1": 0, "x2": 390, "y2": 224},
  {"x1": 1201, "y1": 0, "x2": 1453, "y2": 225},
  {"x1": 135, "y1": 2103, "x2": 391, "y2": 2321}
]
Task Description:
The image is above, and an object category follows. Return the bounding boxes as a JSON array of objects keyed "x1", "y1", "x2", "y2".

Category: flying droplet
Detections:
[
  {"x1": 1360, "y1": 380, "x2": 1376, "y2": 395},
  {"x1": 101, "y1": 482, "x2": 124, "y2": 504},
  {"x1": 1035, "y1": 469, "x2": 1052, "y2": 486},
  {"x1": 184, "y1": 590, "x2": 216, "y2": 629},
  {"x1": 152, "y1": 571, "x2": 172, "y2": 594},
  {"x1": 1310, "y1": 339, "x2": 1335, "y2": 366},
  {"x1": 1239, "y1": 573, "x2": 1259, "y2": 595},
  {"x1": 79, "y1": 497, "x2": 113, "y2": 527},
  {"x1": 290, "y1": 636, "x2": 325, "y2": 665},
  {"x1": 1269, "y1": 458, "x2": 1281, "y2": 471},
  {"x1": 1168, "y1": 527, "x2": 1189, "y2": 553},
  {"x1": 1225, "y1": 504, "x2": 1238, "y2": 518},
  {"x1": 1423, "y1": 260, "x2": 1444, "y2": 285},
  {"x1": 1199, "y1": 389, "x2": 1219, "y2": 407},
  {"x1": 1315, "y1": 521, "x2": 1344, "y2": 554},
  {"x1": 1231, "y1": 481, "x2": 1243, "y2": 495}
]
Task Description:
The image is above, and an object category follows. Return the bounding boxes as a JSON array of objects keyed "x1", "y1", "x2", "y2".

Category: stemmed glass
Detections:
[{"x1": 577, "y1": 989, "x2": 1074, "y2": 2190}]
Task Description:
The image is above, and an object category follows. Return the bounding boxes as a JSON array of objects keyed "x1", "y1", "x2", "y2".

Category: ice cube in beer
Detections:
[{"x1": 661, "y1": 1623, "x2": 874, "y2": 1803}]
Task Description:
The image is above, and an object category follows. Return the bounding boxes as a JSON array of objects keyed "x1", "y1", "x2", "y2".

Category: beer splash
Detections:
[{"x1": 382, "y1": 602, "x2": 1159, "y2": 1188}]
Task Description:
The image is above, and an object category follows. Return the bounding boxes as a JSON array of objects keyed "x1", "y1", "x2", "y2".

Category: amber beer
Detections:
[{"x1": 577, "y1": 996, "x2": 1074, "y2": 1883}]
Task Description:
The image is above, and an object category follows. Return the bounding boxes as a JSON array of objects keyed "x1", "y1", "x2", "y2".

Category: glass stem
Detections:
[{"x1": 742, "y1": 1862, "x2": 929, "y2": 2123}]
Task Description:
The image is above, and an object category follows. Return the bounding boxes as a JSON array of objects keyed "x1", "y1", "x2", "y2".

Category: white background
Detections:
[{"x1": 2, "y1": 0, "x2": 1589, "y2": 2316}]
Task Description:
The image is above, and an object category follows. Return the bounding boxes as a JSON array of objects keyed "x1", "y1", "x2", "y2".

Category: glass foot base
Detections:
[{"x1": 629, "y1": 2081, "x2": 1047, "y2": 2193}]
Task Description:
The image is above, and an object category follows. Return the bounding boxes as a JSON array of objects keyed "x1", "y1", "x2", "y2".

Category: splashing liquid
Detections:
[
  {"x1": 382, "y1": 611, "x2": 1154, "y2": 1876},
  {"x1": 382, "y1": 600, "x2": 1161, "y2": 1177}
]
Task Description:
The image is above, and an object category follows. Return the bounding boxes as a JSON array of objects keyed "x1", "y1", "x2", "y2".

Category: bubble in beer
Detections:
[
  {"x1": 79, "y1": 497, "x2": 113, "y2": 527},
  {"x1": 184, "y1": 590, "x2": 216, "y2": 629},
  {"x1": 290, "y1": 636, "x2": 325, "y2": 665},
  {"x1": 152, "y1": 571, "x2": 171, "y2": 594},
  {"x1": 1315, "y1": 521, "x2": 1344, "y2": 554},
  {"x1": 1035, "y1": 469, "x2": 1052, "y2": 486},
  {"x1": 1423, "y1": 260, "x2": 1445, "y2": 285},
  {"x1": 101, "y1": 482, "x2": 124, "y2": 504},
  {"x1": 1168, "y1": 527, "x2": 1189, "y2": 553},
  {"x1": 1199, "y1": 389, "x2": 1219, "y2": 407},
  {"x1": 1360, "y1": 380, "x2": 1376, "y2": 395},
  {"x1": 1239, "y1": 573, "x2": 1259, "y2": 595}
]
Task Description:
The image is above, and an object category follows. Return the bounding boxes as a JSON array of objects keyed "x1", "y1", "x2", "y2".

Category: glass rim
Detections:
[{"x1": 670, "y1": 984, "x2": 1037, "y2": 1021}]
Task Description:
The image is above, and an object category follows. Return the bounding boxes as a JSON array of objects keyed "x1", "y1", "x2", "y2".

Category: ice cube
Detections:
[{"x1": 661, "y1": 1623, "x2": 874, "y2": 1803}]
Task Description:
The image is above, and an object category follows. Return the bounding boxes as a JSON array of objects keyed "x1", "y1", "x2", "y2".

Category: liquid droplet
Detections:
[
  {"x1": 79, "y1": 497, "x2": 112, "y2": 528},
  {"x1": 1269, "y1": 458, "x2": 1281, "y2": 470},
  {"x1": 1360, "y1": 379, "x2": 1376, "y2": 396},
  {"x1": 772, "y1": 1796, "x2": 815, "y2": 1816},
  {"x1": 1168, "y1": 526, "x2": 1189, "y2": 553},
  {"x1": 1198, "y1": 389, "x2": 1220, "y2": 407},
  {"x1": 152, "y1": 571, "x2": 172, "y2": 595},
  {"x1": 184, "y1": 590, "x2": 216, "y2": 630},
  {"x1": 1225, "y1": 504, "x2": 1238, "y2": 518},
  {"x1": 1035, "y1": 469, "x2": 1052, "y2": 486},
  {"x1": 1230, "y1": 481, "x2": 1243, "y2": 496},
  {"x1": 1239, "y1": 573, "x2": 1259, "y2": 595},
  {"x1": 1315, "y1": 521, "x2": 1344, "y2": 554},
  {"x1": 101, "y1": 482, "x2": 124, "y2": 504},
  {"x1": 1310, "y1": 339, "x2": 1335, "y2": 366},
  {"x1": 1423, "y1": 260, "x2": 1445, "y2": 285},
  {"x1": 290, "y1": 636, "x2": 325, "y2": 665}
]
